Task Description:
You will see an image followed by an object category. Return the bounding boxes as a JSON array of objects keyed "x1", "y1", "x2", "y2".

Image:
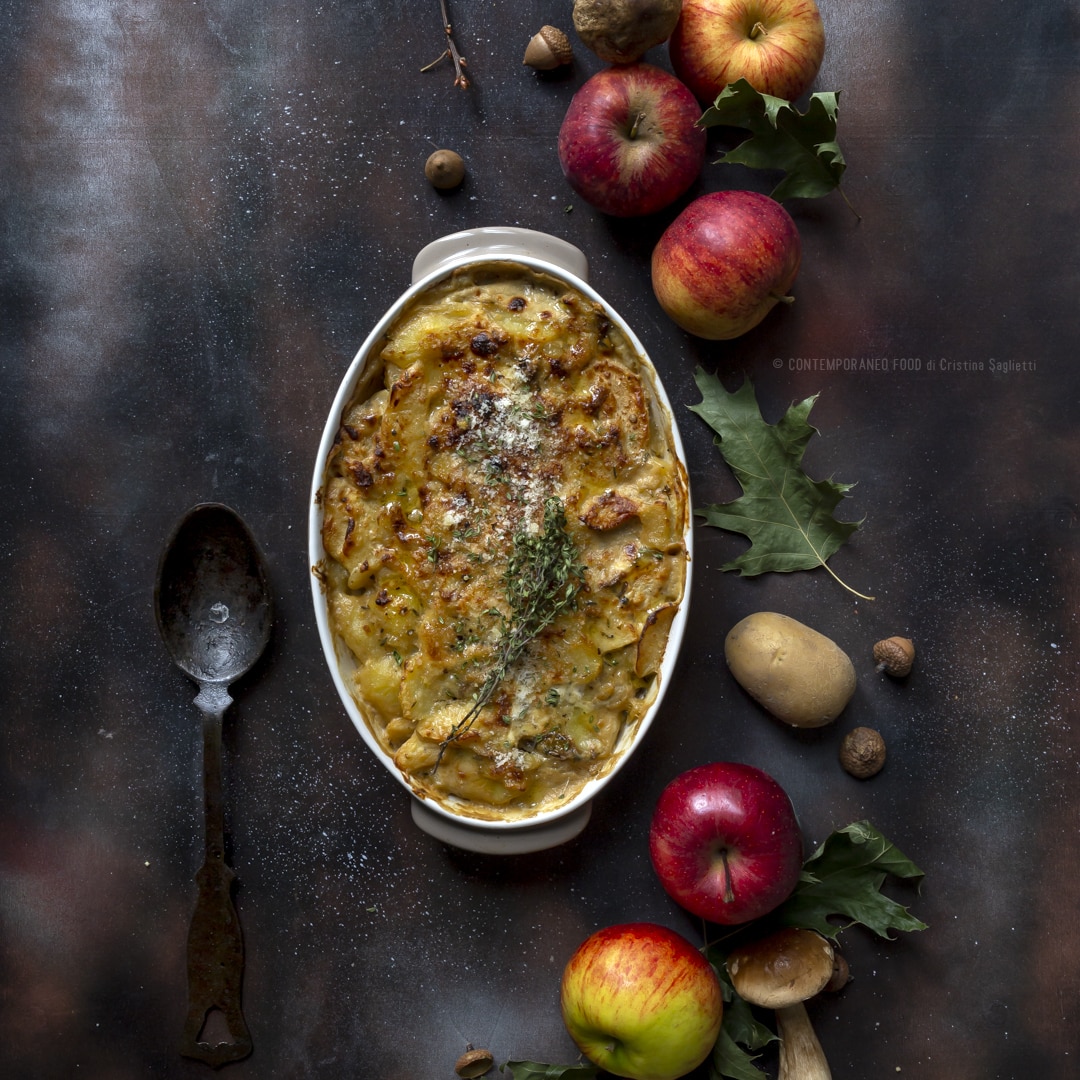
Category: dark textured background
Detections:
[{"x1": 2, "y1": 1, "x2": 1078, "y2": 1077}]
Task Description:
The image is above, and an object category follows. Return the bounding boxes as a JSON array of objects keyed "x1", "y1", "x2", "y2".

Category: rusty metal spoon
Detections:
[{"x1": 155, "y1": 502, "x2": 272, "y2": 1068}]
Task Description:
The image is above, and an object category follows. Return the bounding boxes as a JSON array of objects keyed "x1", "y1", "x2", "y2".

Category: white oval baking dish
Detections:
[{"x1": 309, "y1": 227, "x2": 692, "y2": 854}]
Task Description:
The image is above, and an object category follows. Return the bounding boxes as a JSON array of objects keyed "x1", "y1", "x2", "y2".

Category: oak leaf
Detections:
[
  {"x1": 699, "y1": 79, "x2": 846, "y2": 203},
  {"x1": 689, "y1": 369, "x2": 872, "y2": 600}
]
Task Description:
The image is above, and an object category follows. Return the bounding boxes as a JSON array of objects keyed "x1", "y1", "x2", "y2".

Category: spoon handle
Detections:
[
  {"x1": 180, "y1": 687, "x2": 252, "y2": 1067},
  {"x1": 195, "y1": 686, "x2": 230, "y2": 862}
]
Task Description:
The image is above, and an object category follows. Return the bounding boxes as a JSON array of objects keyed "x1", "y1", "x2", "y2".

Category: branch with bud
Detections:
[{"x1": 422, "y1": 0, "x2": 469, "y2": 89}]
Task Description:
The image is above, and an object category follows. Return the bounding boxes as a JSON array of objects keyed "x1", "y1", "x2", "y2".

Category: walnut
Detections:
[{"x1": 839, "y1": 726, "x2": 886, "y2": 779}]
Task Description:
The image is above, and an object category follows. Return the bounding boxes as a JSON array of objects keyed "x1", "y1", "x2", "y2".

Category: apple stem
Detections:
[
  {"x1": 750, "y1": 20, "x2": 769, "y2": 40},
  {"x1": 771, "y1": 292, "x2": 796, "y2": 305},
  {"x1": 628, "y1": 110, "x2": 647, "y2": 140},
  {"x1": 720, "y1": 849, "x2": 736, "y2": 904}
]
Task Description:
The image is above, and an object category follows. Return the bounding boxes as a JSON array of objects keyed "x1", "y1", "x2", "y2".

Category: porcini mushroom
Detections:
[{"x1": 727, "y1": 927, "x2": 835, "y2": 1080}]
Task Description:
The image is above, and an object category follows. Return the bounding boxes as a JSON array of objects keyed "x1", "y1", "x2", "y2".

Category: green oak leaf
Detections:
[
  {"x1": 710, "y1": 984, "x2": 777, "y2": 1079},
  {"x1": 699, "y1": 79, "x2": 845, "y2": 202},
  {"x1": 689, "y1": 369, "x2": 872, "y2": 600},
  {"x1": 711, "y1": 1028, "x2": 769, "y2": 1080},
  {"x1": 774, "y1": 820, "x2": 929, "y2": 940}
]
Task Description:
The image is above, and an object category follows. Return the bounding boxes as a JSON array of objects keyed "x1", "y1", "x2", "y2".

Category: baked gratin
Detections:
[{"x1": 317, "y1": 262, "x2": 688, "y2": 820}]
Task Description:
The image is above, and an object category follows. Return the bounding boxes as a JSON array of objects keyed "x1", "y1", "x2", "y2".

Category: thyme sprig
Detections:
[{"x1": 433, "y1": 496, "x2": 585, "y2": 768}]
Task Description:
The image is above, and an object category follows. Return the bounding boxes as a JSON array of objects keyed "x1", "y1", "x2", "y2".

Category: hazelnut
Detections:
[
  {"x1": 873, "y1": 636, "x2": 915, "y2": 677},
  {"x1": 524, "y1": 25, "x2": 573, "y2": 69},
  {"x1": 455, "y1": 1048, "x2": 494, "y2": 1078},
  {"x1": 424, "y1": 149, "x2": 465, "y2": 190},
  {"x1": 825, "y1": 951, "x2": 851, "y2": 992},
  {"x1": 839, "y1": 726, "x2": 887, "y2": 779}
]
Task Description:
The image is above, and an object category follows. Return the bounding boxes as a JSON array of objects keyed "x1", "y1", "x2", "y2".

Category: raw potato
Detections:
[{"x1": 725, "y1": 612, "x2": 856, "y2": 728}]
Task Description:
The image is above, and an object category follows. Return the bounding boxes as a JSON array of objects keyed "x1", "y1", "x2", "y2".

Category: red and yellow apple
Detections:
[
  {"x1": 670, "y1": 0, "x2": 826, "y2": 103},
  {"x1": 557, "y1": 63, "x2": 707, "y2": 218},
  {"x1": 560, "y1": 922, "x2": 723, "y2": 1080},
  {"x1": 649, "y1": 762, "x2": 804, "y2": 924},
  {"x1": 650, "y1": 190, "x2": 801, "y2": 339}
]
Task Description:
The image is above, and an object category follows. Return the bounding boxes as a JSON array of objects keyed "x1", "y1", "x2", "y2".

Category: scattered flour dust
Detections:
[{"x1": 910, "y1": 591, "x2": 1072, "y2": 803}]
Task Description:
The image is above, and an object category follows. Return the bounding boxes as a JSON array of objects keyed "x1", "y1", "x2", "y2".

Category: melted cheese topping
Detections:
[{"x1": 319, "y1": 263, "x2": 688, "y2": 821}]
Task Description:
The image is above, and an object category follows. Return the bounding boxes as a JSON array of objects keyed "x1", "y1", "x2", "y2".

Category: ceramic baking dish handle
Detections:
[{"x1": 411, "y1": 227, "x2": 589, "y2": 285}]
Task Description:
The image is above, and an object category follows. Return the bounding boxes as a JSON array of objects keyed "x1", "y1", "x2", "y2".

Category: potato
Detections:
[{"x1": 724, "y1": 612, "x2": 856, "y2": 728}]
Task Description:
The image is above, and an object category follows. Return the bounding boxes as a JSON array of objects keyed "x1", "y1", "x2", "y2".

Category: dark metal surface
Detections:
[{"x1": 1, "y1": 2, "x2": 1078, "y2": 1078}]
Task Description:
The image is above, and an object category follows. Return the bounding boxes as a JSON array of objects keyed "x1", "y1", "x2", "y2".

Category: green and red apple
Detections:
[
  {"x1": 670, "y1": 0, "x2": 826, "y2": 103},
  {"x1": 560, "y1": 922, "x2": 723, "y2": 1080},
  {"x1": 558, "y1": 63, "x2": 707, "y2": 218},
  {"x1": 651, "y1": 190, "x2": 801, "y2": 339}
]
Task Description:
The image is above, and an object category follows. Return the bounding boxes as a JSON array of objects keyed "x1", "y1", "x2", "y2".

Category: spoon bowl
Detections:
[{"x1": 156, "y1": 503, "x2": 272, "y2": 686}]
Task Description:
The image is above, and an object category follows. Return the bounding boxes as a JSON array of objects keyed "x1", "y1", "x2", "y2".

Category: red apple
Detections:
[
  {"x1": 560, "y1": 922, "x2": 723, "y2": 1080},
  {"x1": 650, "y1": 190, "x2": 800, "y2": 339},
  {"x1": 557, "y1": 63, "x2": 707, "y2": 218},
  {"x1": 670, "y1": 0, "x2": 826, "y2": 103},
  {"x1": 649, "y1": 762, "x2": 803, "y2": 925}
]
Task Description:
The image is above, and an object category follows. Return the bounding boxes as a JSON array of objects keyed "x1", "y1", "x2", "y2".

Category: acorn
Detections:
[
  {"x1": 523, "y1": 25, "x2": 573, "y2": 70},
  {"x1": 873, "y1": 636, "x2": 915, "y2": 677},
  {"x1": 424, "y1": 149, "x2": 465, "y2": 190}
]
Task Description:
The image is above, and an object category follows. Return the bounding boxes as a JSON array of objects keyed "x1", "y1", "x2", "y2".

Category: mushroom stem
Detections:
[{"x1": 776, "y1": 1001, "x2": 832, "y2": 1080}]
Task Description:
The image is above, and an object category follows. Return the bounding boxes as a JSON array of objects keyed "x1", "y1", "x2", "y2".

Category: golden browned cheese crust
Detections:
[{"x1": 319, "y1": 263, "x2": 688, "y2": 820}]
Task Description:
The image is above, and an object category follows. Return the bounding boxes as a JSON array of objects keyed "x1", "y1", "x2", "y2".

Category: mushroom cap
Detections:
[{"x1": 727, "y1": 928, "x2": 835, "y2": 1010}]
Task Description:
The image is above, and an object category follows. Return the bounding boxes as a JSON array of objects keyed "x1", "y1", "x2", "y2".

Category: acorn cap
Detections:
[
  {"x1": 455, "y1": 1047, "x2": 494, "y2": 1078},
  {"x1": 727, "y1": 928, "x2": 835, "y2": 1010},
  {"x1": 524, "y1": 25, "x2": 573, "y2": 69}
]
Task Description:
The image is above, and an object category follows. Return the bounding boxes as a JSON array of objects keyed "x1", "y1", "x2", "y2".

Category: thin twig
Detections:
[{"x1": 423, "y1": 0, "x2": 469, "y2": 88}]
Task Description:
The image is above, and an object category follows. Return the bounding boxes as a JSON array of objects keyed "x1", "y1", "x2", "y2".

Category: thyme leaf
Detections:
[{"x1": 434, "y1": 496, "x2": 585, "y2": 766}]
